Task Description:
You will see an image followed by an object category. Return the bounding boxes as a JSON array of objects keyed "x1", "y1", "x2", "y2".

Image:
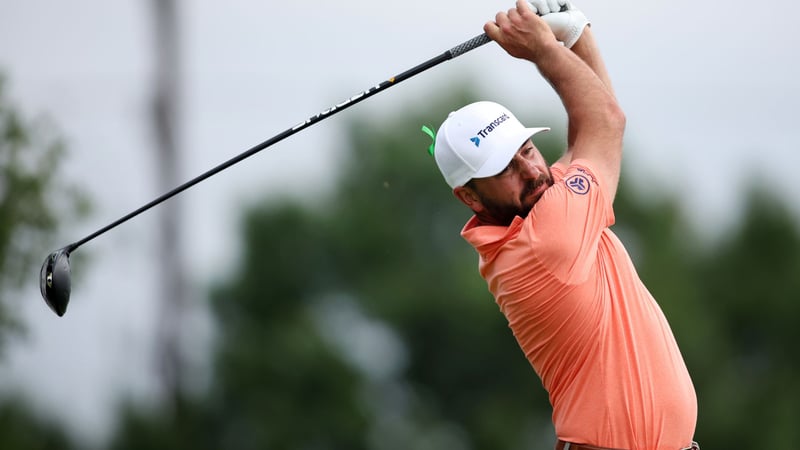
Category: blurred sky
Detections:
[{"x1": 1, "y1": 0, "x2": 799, "y2": 446}]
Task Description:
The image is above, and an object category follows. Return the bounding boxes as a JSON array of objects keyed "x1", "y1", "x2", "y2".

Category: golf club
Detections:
[{"x1": 39, "y1": 32, "x2": 493, "y2": 317}]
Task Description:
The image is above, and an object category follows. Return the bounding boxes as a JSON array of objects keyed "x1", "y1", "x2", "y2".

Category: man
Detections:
[{"x1": 430, "y1": 2, "x2": 698, "y2": 449}]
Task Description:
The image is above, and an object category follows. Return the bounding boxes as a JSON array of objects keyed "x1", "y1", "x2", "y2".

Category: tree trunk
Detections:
[{"x1": 150, "y1": 0, "x2": 185, "y2": 413}]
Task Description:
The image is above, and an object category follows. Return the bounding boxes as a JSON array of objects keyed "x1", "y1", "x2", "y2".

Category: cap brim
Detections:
[{"x1": 472, "y1": 127, "x2": 550, "y2": 179}]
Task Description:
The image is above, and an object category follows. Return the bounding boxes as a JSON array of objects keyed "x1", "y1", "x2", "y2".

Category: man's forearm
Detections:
[
  {"x1": 559, "y1": 26, "x2": 618, "y2": 162},
  {"x1": 535, "y1": 33, "x2": 625, "y2": 197},
  {"x1": 571, "y1": 27, "x2": 616, "y2": 99},
  {"x1": 533, "y1": 40, "x2": 619, "y2": 151}
]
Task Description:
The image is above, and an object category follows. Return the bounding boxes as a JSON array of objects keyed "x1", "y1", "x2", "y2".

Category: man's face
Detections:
[{"x1": 455, "y1": 140, "x2": 553, "y2": 226}]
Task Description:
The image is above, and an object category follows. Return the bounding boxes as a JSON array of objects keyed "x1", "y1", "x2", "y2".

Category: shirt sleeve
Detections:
[{"x1": 524, "y1": 159, "x2": 615, "y2": 284}]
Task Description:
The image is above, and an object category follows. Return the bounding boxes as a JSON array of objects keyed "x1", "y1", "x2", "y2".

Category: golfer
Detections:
[{"x1": 431, "y1": 2, "x2": 698, "y2": 449}]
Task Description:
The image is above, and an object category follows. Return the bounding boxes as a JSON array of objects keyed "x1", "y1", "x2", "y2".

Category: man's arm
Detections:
[
  {"x1": 571, "y1": 27, "x2": 616, "y2": 98},
  {"x1": 486, "y1": 0, "x2": 625, "y2": 199},
  {"x1": 558, "y1": 26, "x2": 619, "y2": 167}
]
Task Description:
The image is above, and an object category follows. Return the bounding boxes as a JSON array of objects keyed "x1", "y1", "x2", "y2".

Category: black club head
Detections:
[{"x1": 40, "y1": 248, "x2": 72, "y2": 317}]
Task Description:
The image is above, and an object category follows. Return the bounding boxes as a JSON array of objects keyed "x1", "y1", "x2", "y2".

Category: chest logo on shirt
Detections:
[{"x1": 565, "y1": 174, "x2": 590, "y2": 195}]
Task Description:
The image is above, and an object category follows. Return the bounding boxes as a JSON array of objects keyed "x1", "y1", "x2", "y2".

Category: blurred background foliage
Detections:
[
  {"x1": 0, "y1": 76, "x2": 89, "y2": 351},
  {"x1": 0, "y1": 76, "x2": 85, "y2": 449},
  {"x1": 2, "y1": 79, "x2": 799, "y2": 449}
]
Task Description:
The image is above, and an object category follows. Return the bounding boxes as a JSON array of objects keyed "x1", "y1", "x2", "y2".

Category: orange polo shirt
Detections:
[{"x1": 462, "y1": 160, "x2": 696, "y2": 450}]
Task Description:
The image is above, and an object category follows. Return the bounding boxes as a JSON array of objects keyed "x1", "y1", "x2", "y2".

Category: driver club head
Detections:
[{"x1": 39, "y1": 248, "x2": 72, "y2": 317}]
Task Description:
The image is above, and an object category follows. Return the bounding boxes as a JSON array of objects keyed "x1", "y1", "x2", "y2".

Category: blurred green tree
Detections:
[
  {"x1": 0, "y1": 75, "x2": 88, "y2": 345},
  {"x1": 110, "y1": 86, "x2": 800, "y2": 450},
  {"x1": 0, "y1": 398, "x2": 76, "y2": 450},
  {"x1": 0, "y1": 74, "x2": 85, "y2": 449},
  {"x1": 689, "y1": 187, "x2": 800, "y2": 449}
]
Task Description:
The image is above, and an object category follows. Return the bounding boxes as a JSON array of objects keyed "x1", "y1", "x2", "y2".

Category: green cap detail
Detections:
[{"x1": 421, "y1": 125, "x2": 436, "y2": 156}]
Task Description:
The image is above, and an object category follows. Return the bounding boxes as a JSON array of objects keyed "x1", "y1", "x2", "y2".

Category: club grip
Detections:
[
  {"x1": 447, "y1": 2, "x2": 568, "y2": 59},
  {"x1": 448, "y1": 33, "x2": 491, "y2": 58}
]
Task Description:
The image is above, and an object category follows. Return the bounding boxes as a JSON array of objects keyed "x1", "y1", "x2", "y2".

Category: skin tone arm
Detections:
[
  {"x1": 559, "y1": 26, "x2": 618, "y2": 167},
  {"x1": 484, "y1": 0, "x2": 626, "y2": 199}
]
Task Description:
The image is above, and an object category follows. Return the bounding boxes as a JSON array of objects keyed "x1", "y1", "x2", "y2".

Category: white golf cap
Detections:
[{"x1": 433, "y1": 101, "x2": 549, "y2": 188}]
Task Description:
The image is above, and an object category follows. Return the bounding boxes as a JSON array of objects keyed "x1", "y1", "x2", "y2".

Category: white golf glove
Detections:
[
  {"x1": 528, "y1": 0, "x2": 590, "y2": 49},
  {"x1": 527, "y1": 0, "x2": 565, "y2": 15}
]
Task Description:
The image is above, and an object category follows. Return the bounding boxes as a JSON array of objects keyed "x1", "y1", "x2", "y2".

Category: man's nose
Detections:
[{"x1": 517, "y1": 157, "x2": 540, "y2": 179}]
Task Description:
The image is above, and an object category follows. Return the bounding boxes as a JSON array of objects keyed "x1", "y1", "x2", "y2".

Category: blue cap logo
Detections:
[{"x1": 470, "y1": 137, "x2": 481, "y2": 147}]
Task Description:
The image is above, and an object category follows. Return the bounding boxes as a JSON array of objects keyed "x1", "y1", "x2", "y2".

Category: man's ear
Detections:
[{"x1": 453, "y1": 185, "x2": 484, "y2": 213}]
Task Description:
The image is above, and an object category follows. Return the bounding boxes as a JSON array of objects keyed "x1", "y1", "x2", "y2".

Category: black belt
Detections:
[{"x1": 555, "y1": 439, "x2": 700, "y2": 450}]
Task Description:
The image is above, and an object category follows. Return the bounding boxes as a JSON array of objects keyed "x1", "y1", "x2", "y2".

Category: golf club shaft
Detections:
[{"x1": 65, "y1": 33, "x2": 492, "y2": 253}]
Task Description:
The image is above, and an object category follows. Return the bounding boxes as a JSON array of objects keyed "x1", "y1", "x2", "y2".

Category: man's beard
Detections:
[{"x1": 480, "y1": 176, "x2": 554, "y2": 226}]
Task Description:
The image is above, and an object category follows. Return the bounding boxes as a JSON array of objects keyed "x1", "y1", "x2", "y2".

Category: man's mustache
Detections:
[{"x1": 521, "y1": 176, "x2": 553, "y2": 201}]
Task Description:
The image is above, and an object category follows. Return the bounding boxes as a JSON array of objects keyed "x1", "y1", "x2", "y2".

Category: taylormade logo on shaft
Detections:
[{"x1": 472, "y1": 113, "x2": 510, "y2": 147}]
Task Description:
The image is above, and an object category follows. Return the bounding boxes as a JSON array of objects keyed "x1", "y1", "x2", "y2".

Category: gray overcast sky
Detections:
[{"x1": 1, "y1": 0, "x2": 799, "y2": 446}]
